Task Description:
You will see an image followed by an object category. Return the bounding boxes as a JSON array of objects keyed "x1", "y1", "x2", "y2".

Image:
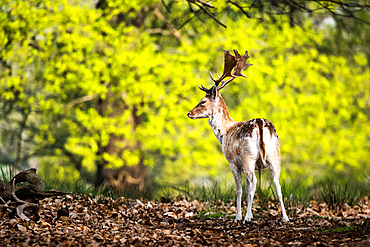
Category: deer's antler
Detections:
[
  {"x1": 199, "y1": 50, "x2": 252, "y2": 93},
  {"x1": 210, "y1": 50, "x2": 237, "y2": 86}
]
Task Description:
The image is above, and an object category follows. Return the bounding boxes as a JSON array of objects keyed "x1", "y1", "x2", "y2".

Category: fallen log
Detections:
[{"x1": 0, "y1": 168, "x2": 69, "y2": 221}]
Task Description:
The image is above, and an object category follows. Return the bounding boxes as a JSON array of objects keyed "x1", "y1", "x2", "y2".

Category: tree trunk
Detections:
[{"x1": 94, "y1": 93, "x2": 149, "y2": 193}]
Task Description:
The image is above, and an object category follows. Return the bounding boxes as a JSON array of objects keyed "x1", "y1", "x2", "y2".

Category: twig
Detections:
[
  {"x1": 196, "y1": 0, "x2": 214, "y2": 8},
  {"x1": 178, "y1": 11, "x2": 199, "y2": 30},
  {"x1": 193, "y1": 2, "x2": 227, "y2": 28},
  {"x1": 0, "y1": 196, "x2": 6, "y2": 204},
  {"x1": 161, "y1": 0, "x2": 171, "y2": 13},
  {"x1": 317, "y1": 1, "x2": 370, "y2": 25},
  {"x1": 227, "y1": 0, "x2": 252, "y2": 18}
]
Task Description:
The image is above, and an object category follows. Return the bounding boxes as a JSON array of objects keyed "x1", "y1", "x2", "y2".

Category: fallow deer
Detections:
[{"x1": 187, "y1": 50, "x2": 289, "y2": 223}]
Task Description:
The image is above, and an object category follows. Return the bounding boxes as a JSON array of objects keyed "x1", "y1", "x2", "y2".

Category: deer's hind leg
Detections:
[
  {"x1": 268, "y1": 153, "x2": 289, "y2": 222},
  {"x1": 242, "y1": 157, "x2": 258, "y2": 223}
]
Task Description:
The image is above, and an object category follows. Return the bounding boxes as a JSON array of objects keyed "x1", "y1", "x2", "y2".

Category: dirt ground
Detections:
[{"x1": 0, "y1": 195, "x2": 369, "y2": 246}]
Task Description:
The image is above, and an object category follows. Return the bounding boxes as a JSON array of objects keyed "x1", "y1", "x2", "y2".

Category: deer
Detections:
[{"x1": 187, "y1": 50, "x2": 289, "y2": 223}]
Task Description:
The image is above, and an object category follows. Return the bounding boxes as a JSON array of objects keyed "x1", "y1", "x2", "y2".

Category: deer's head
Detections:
[{"x1": 187, "y1": 50, "x2": 252, "y2": 119}]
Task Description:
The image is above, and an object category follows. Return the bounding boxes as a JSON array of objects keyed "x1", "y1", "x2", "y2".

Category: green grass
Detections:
[
  {"x1": 280, "y1": 179, "x2": 312, "y2": 207},
  {"x1": 157, "y1": 180, "x2": 235, "y2": 203},
  {"x1": 0, "y1": 164, "x2": 14, "y2": 183},
  {"x1": 2, "y1": 163, "x2": 368, "y2": 208},
  {"x1": 316, "y1": 226, "x2": 360, "y2": 233},
  {"x1": 316, "y1": 177, "x2": 369, "y2": 206},
  {"x1": 199, "y1": 208, "x2": 232, "y2": 219},
  {"x1": 158, "y1": 176, "x2": 369, "y2": 210}
]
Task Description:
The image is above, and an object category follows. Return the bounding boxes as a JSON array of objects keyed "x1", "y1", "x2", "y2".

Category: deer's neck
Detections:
[{"x1": 208, "y1": 96, "x2": 235, "y2": 144}]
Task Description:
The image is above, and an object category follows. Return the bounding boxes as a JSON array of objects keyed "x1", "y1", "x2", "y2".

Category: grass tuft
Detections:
[
  {"x1": 316, "y1": 226, "x2": 360, "y2": 233},
  {"x1": 157, "y1": 180, "x2": 235, "y2": 202},
  {"x1": 0, "y1": 164, "x2": 14, "y2": 183},
  {"x1": 199, "y1": 209, "x2": 232, "y2": 219},
  {"x1": 316, "y1": 177, "x2": 368, "y2": 206}
]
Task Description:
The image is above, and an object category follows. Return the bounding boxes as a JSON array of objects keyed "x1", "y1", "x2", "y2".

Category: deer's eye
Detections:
[{"x1": 200, "y1": 101, "x2": 206, "y2": 105}]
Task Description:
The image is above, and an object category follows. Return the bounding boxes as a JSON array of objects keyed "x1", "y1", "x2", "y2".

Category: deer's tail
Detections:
[{"x1": 257, "y1": 122, "x2": 267, "y2": 188}]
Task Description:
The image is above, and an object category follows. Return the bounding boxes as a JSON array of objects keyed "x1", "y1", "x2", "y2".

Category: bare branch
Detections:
[
  {"x1": 161, "y1": 0, "x2": 172, "y2": 13},
  {"x1": 227, "y1": 0, "x2": 252, "y2": 18},
  {"x1": 316, "y1": 1, "x2": 370, "y2": 25},
  {"x1": 187, "y1": 0, "x2": 214, "y2": 8},
  {"x1": 161, "y1": 0, "x2": 370, "y2": 28},
  {"x1": 65, "y1": 94, "x2": 96, "y2": 111},
  {"x1": 193, "y1": 2, "x2": 227, "y2": 28},
  {"x1": 154, "y1": 8, "x2": 182, "y2": 40},
  {"x1": 178, "y1": 10, "x2": 200, "y2": 30}
]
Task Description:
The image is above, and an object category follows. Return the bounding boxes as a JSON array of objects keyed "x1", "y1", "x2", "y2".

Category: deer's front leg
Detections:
[
  {"x1": 244, "y1": 170, "x2": 257, "y2": 223},
  {"x1": 230, "y1": 164, "x2": 242, "y2": 222}
]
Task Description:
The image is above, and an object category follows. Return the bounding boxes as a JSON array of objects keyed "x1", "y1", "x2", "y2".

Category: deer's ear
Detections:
[{"x1": 210, "y1": 85, "x2": 217, "y2": 101}]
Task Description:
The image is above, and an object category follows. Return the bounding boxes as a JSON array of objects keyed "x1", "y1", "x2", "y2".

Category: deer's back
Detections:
[{"x1": 222, "y1": 118, "x2": 280, "y2": 168}]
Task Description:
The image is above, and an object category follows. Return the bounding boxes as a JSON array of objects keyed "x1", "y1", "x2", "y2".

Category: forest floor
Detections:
[{"x1": 0, "y1": 194, "x2": 369, "y2": 246}]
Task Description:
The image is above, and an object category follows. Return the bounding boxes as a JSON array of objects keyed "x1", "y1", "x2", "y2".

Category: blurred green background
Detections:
[{"x1": 0, "y1": 0, "x2": 369, "y2": 196}]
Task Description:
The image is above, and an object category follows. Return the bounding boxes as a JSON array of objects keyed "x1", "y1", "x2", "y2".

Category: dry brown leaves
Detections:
[{"x1": 0, "y1": 195, "x2": 369, "y2": 246}]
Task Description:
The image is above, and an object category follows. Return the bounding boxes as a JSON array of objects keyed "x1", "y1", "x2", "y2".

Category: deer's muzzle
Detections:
[{"x1": 187, "y1": 112, "x2": 196, "y2": 119}]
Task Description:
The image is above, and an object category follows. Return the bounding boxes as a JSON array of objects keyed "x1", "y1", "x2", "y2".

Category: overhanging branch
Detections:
[{"x1": 160, "y1": 0, "x2": 370, "y2": 28}]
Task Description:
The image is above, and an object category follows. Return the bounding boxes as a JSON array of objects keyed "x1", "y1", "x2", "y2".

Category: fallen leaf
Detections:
[{"x1": 17, "y1": 224, "x2": 27, "y2": 233}]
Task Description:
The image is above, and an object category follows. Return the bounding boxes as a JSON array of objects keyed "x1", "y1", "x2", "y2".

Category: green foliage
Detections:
[
  {"x1": 173, "y1": 18, "x2": 370, "y2": 185},
  {"x1": 0, "y1": 0, "x2": 369, "y2": 190}
]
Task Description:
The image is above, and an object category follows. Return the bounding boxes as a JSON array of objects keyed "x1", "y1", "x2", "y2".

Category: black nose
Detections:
[{"x1": 187, "y1": 112, "x2": 190, "y2": 118}]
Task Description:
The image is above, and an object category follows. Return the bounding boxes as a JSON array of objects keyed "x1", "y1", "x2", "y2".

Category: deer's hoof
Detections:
[
  {"x1": 234, "y1": 215, "x2": 242, "y2": 223},
  {"x1": 282, "y1": 217, "x2": 289, "y2": 223},
  {"x1": 243, "y1": 215, "x2": 253, "y2": 224}
]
